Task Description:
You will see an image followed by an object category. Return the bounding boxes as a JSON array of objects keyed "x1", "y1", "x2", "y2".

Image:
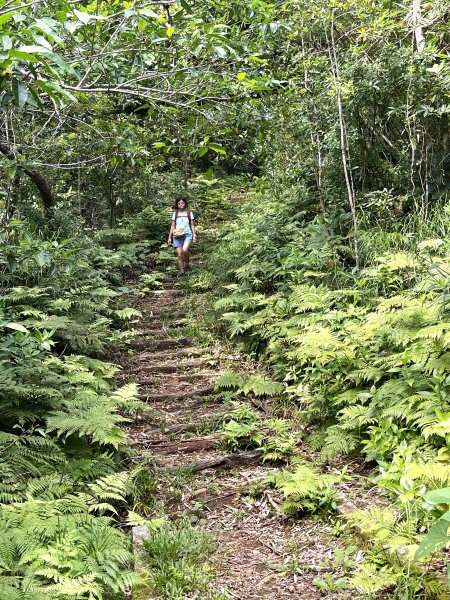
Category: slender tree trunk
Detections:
[
  {"x1": 411, "y1": 0, "x2": 425, "y2": 52},
  {"x1": 301, "y1": 28, "x2": 326, "y2": 214},
  {"x1": 78, "y1": 166, "x2": 82, "y2": 214},
  {"x1": 315, "y1": 134, "x2": 326, "y2": 214},
  {"x1": 108, "y1": 177, "x2": 114, "y2": 227},
  {"x1": 328, "y1": 21, "x2": 359, "y2": 267}
]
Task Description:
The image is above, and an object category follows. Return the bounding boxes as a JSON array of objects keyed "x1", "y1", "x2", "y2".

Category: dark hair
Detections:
[{"x1": 173, "y1": 196, "x2": 188, "y2": 209}]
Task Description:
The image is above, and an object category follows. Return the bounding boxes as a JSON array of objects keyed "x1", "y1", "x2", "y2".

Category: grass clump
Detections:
[{"x1": 143, "y1": 519, "x2": 223, "y2": 599}]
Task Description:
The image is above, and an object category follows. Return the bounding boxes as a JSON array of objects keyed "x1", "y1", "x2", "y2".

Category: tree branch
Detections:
[{"x1": 0, "y1": 141, "x2": 55, "y2": 210}]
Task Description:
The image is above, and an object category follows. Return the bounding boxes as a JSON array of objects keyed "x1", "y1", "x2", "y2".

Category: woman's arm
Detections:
[
  {"x1": 167, "y1": 220, "x2": 175, "y2": 244},
  {"x1": 190, "y1": 213, "x2": 197, "y2": 242}
]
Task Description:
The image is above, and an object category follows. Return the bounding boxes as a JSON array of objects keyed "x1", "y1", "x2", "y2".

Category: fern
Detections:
[
  {"x1": 45, "y1": 401, "x2": 126, "y2": 447},
  {"x1": 267, "y1": 462, "x2": 338, "y2": 514},
  {"x1": 0, "y1": 496, "x2": 138, "y2": 599},
  {"x1": 320, "y1": 426, "x2": 360, "y2": 461},
  {"x1": 214, "y1": 371, "x2": 244, "y2": 390},
  {"x1": 114, "y1": 307, "x2": 142, "y2": 320},
  {"x1": 241, "y1": 374, "x2": 284, "y2": 397}
]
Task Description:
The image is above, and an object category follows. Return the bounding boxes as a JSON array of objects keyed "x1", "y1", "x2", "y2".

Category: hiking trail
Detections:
[{"x1": 120, "y1": 237, "x2": 375, "y2": 600}]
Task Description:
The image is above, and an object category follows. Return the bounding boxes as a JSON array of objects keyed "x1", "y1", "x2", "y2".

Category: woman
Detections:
[{"x1": 167, "y1": 196, "x2": 197, "y2": 275}]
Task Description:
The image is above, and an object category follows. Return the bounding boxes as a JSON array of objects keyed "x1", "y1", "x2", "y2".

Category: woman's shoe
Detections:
[{"x1": 184, "y1": 266, "x2": 190, "y2": 274}]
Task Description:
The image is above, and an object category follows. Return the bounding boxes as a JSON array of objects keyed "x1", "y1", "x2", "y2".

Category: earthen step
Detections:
[
  {"x1": 140, "y1": 384, "x2": 215, "y2": 402},
  {"x1": 134, "y1": 348, "x2": 210, "y2": 360},
  {"x1": 130, "y1": 337, "x2": 193, "y2": 351},
  {"x1": 134, "y1": 358, "x2": 212, "y2": 374},
  {"x1": 152, "y1": 434, "x2": 221, "y2": 454},
  {"x1": 137, "y1": 320, "x2": 186, "y2": 331},
  {"x1": 132, "y1": 327, "x2": 185, "y2": 337},
  {"x1": 149, "y1": 289, "x2": 183, "y2": 297},
  {"x1": 142, "y1": 308, "x2": 179, "y2": 318},
  {"x1": 142, "y1": 372, "x2": 216, "y2": 385},
  {"x1": 137, "y1": 412, "x2": 230, "y2": 436},
  {"x1": 148, "y1": 397, "x2": 222, "y2": 416}
]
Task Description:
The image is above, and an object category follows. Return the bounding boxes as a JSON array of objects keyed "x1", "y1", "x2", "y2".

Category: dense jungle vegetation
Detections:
[{"x1": 2, "y1": 0, "x2": 450, "y2": 598}]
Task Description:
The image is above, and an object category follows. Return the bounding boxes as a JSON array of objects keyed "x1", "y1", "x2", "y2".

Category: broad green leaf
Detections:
[
  {"x1": 139, "y1": 7, "x2": 159, "y2": 18},
  {"x1": 12, "y1": 79, "x2": 28, "y2": 108},
  {"x1": 214, "y1": 46, "x2": 226, "y2": 58},
  {"x1": 0, "y1": 12, "x2": 13, "y2": 28},
  {"x1": 415, "y1": 519, "x2": 450, "y2": 560},
  {"x1": 208, "y1": 143, "x2": 226, "y2": 155},
  {"x1": 180, "y1": 0, "x2": 193, "y2": 12},
  {"x1": 5, "y1": 322, "x2": 28, "y2": 333},
  {"x1": 426, "y1": 488, "x2": 450, "y2": 504},
  {"x1": 33, "y1": 17, "x2": 63, "y2": 41},
  {"x1": 18, "y1": 45, "x2": 52, "y2": 55},
  {"x1": 49, "y1": 53, "x2": 77, "y2": 75},
  {"x1": 8, "y1": 49, "x2": 40, "y2": 63},
  {"x1": 35, "y1": 252, "x2": 49, "y2": 267},
  {"x1": 152, "y1": 142, "x2": 166, "y2": 148},
  {"x1": 166, "y1": 26, "x2": 174, "y2": 38},
  {"x1": 1, "y1": 35, "x2": 12, "y2": 50},
  {"x1": 237, "y1": 72, "x2": 246, "y2": 81},
  {"x1": 44, "y1": 81, "x2": 77, "y2": 102},
  {"x1": 32, "y1": 35, "x2": 53, "y2": 51},
  {"x1": 198, "y1": 146, "x2": 208, "y2": 157},
  {"x1": 73, "y1": 9, "x2": 91, "y2": 24},
  {"x1": 35, "y1": 79, "x2": 59, "y2": 101},
  {"x1": 26, "y1": 84, "x2": 42, "y2": 108}
]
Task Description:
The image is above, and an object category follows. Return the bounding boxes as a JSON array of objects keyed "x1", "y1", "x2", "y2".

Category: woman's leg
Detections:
[
  {"x1": 182, "y1": 239, "x2": 191, "y2": 270},
  {"x1": 176, "y1": 246, "x2": 184, "y2": 273}
]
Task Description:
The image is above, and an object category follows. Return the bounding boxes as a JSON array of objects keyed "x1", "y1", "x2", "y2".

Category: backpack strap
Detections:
[{"x1": 187, "y1": 210, "x2": 194, "y2": 231}]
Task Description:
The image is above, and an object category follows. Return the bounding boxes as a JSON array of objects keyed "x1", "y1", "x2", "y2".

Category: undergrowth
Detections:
[
  {"x1": 142, "y1": 519, "x2": 225, "y2": 600},
  {"x1": 201, "y1": 187, "x2": 450, "y2": 598},
  {"x1": 0, "y1": 218, "x2": 159, "y2": 599}
]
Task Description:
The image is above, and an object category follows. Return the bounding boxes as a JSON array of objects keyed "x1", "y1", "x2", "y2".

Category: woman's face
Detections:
[{"x1": 177, "y1": 199, "x2": 186, "y2": 209}]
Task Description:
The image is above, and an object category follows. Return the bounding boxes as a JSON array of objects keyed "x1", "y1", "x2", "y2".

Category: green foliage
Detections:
[
  {"x1": 220, "y1": 402, "x2": 300, "y2": 462},
  {"x1": 0, "y1": 475, "x2": 139, "y2": 599},
  {"x1": 345, "y1": 507, "x2": 449, "y2": 598},
  {"x1": 139, "y1": 273, "x2": 164, "y2": 291},
  {"x1": 0, "y1": 222, "x2": 147, "y2": 598},
  {"x1": 143, "y1": 519, "x2": 219, "y2": 599},
  {"x1": 415, "y1": 487, "x2": 450, "y2": 590},
  {"x1": 215, "y1": 371, "x2": 283, "y2": 397},
  {"x1": 267, "y1": 462, "x2": 338, "y2": 515}
]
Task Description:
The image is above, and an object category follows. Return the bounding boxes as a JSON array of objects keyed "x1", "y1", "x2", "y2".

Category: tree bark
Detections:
[
  {"x1": 411, "y1": 0, "x2": 425, "y2": 52},
  {"x1": 0, "y1": 141, "x2": 55, "y2": 210}
]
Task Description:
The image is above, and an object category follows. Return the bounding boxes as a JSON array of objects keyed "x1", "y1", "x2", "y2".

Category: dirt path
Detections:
[{"x1": 123, "y1": 263, "x2": 360, "y2": 599}]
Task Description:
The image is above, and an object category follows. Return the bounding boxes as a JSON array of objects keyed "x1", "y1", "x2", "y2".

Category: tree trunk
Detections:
[
  {"x1": 108, "y1": 177, "x2": 114, "y2": 227},
  {"x1": 328, "y1": 21, "x2": 359, "y2": 268},
  {"x1": 411, "y1": 0, "x2": 425, "y2": 52},
  {"x1": 0, "y1": 141, "x2": 55, "y2": 210}
]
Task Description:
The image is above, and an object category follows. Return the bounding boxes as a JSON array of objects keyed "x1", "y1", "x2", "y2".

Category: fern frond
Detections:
[
  {"x1": 242, "y1": 374, "x2": 283, "y2": 397},
  {"x1": 320, "y1": 426, "x2": 360, "y2": 461},
  {"x1": 215, "y1": 371, "x2": 244, "y2": 390}
]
